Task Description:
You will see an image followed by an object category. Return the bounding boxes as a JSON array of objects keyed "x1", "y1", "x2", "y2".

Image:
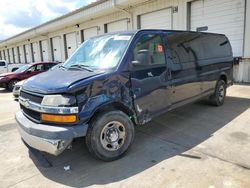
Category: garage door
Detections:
[
  {"x1": 190, "y1": 0, "x2": 245, "y2": 57},
  {"x1": 41, "y1": 40, "x2": 49, "y2": 61},
  {"x1": 52, "y1": 37, "x2": 62, "y2": 62},
  {"x1": 4, "y1": 50, "x2": 8, "y2": 61},
  {"x1": 25, "y1": 44, "x2": 32, "y2": 63},
  {"x1": 140, "y1": 8, "x2": 173, "y2": 29},
  {"x1": 9, "y1": 49, "x2": 14, "y2": 63},
  {"x1": 107, "y1": 19, "x2": 128, "y2": 33},
  {"x1": 32, "y1": 42, "x2": 39, "y2": 62},
  {"x1": 83, "y1": 27, "x2": 98, "y2": 41},
  {"x1": 19, "y1": 46, "x2": 25, "y2": 63},
  {"x1": 65, "y1": 32, "x2": 77, "y2": 58},
  {"x1": 14, "y1": 47, "x2": 19, "y2": 63}
]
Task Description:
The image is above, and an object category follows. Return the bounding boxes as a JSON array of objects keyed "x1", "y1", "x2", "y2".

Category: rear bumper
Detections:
[{"x1": 15, "y1": 111, "x2": 88, "y2": 155}]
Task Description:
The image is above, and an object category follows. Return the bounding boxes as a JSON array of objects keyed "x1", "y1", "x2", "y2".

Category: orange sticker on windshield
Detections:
[{"x1": 157, "y1": 44, "x2": 163, "y2": 53}]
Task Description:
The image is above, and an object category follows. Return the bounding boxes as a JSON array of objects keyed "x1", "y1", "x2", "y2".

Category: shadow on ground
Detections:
[
  {"x1": 30, "y1": 96, "x2": 250, "y2": 187},
  {"x1": 0, "y1": 88, "x2": 11, "y2": 93}
]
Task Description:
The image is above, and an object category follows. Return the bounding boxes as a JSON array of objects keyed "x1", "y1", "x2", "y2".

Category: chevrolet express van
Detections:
[{"x1": 15, "y1": 30, "x2": 233, "y2": 161}]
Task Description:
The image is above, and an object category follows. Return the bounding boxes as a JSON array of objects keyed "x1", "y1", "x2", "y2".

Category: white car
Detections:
[
  {"x1": 13, "y1": 80, "x2": 26, "y2": 99},
  {"x1": 0, "y1": 60, "x2": 25, "y2": 74}
]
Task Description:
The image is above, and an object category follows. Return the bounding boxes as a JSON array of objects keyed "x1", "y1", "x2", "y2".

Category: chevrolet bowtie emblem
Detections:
[{"x1": 23, "y1": 99, "x2": 30, "y2": 108}]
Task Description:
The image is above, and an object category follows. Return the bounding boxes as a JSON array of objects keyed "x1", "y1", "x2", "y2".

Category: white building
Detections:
[{"x1": 0, "y1": 0, "x2": 249, "y2": 82}]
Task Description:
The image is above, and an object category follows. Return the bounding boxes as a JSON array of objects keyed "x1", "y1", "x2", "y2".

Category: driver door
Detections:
[{"x1": 130, "y1": 32, "x2": 171, "y2": 124}]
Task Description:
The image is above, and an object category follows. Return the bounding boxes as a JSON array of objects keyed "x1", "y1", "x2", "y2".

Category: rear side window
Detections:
[
  {"x1": 166, "y1": 32, "x2": 232, "y2": 65},
  {"x1": 0, "y1": 61, "x2": 6, "y2": 66},
  {"x1": 133, "y1": 34, "x2": 166, "y2": 65},
  {"x1": 43, "y1": 63, "x2": 55, "y2": 71},
  {"x1": 166, "y1": 33, "x2": 196, "y2": 64},
  {"x1": 35, "y1": 64, "x2": 43, "y2": 71}
]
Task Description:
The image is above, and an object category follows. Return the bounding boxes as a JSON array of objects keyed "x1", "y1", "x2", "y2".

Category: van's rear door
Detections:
[{"x1": 130, "y1": 31, "x2": 171, "y2": 124}]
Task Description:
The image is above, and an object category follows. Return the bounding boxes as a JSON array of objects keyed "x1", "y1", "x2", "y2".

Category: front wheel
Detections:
[
  {"x1": 210, "y1": 80, "x2": 227, "y2": 106},
  {"x1": 8, "y1": 79, "x2": 19, "y2": 91},
  {"x1": 86, "y1": 111, "x2": 135, "y2": 161}
]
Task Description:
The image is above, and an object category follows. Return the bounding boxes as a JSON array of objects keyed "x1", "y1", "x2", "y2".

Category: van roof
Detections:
[{"x1": 101, "y1": 29, "x2": 226, "y2": 37}]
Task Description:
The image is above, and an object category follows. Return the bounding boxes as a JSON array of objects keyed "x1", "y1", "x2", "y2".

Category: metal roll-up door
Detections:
[
  {"x1": 41, "y1": 40, "x2": 49, "y2": 61},
  {"x1": 14, "y1": 47, "x2": 19, "y2": 63},
  {"x1": 190, "y1": 0, "x2": 245, "y2": 57},
  {"x1": 65, "y1": 32, "x2": 77, "y2": 58},
  {"x1": 25, "y1": 44, "x2": 32, "y2": 63},
  {"x1": 19, "y1": 46, "x2": 25, "y2": 63},
  {"x1": 10, "y1": 48, "x2": 15, "y2": 63},
  {"x1": 7, "y1": 49, "x2": 11, "y2": 63},
  {"x1": 52, "y1": 37, "x2": 62, "y2": 62},
  {"x1": 83, "y1": 27, "x2": 98, "y2": 41},
  {"x1": 106, "y1": 19, "x2": 128, "y2": 33},
  {"x1": 140, "y1": 8, "x2": 173, "y2": 29},
  {"x1": 3, "y1": 50, "x2": 7, "y2": 61},
  {"x1": 32, "y1": 42, "x2": 39, "y2": 62}
]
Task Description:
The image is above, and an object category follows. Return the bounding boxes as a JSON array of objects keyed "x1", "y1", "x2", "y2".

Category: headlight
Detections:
[
  {"x1": 0, "y1": 77, "x2": 5, "y2": 80},
  {"x1": 41, "y1": 95, "x2": 77, "y2": 107}
]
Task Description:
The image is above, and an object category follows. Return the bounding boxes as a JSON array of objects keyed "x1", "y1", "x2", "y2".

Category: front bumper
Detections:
[
  {"x1": 13, "y1": 87, "x2": 21, "y2": 98},
  {"x1": 15, "y1": 111, "x2": 88, "y2": 155}
]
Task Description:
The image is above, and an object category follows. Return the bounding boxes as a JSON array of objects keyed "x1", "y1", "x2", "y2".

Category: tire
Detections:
[
  {"x1": 8, "y1": 79, "x2": 19, "y2": 91},
  {"x1": 210, "y1": 80, "x2": 227, "y2": 106},
  {"x1": 86, "y1": 110, "x2": 135, "y2": 161}
]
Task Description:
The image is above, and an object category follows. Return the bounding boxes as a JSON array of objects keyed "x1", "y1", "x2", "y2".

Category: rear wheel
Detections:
[
  {"x1": 86, "y1": 110, "x2": 134, "y2": 161},
  {"x1": 8, "y1": 79, "x2": 19, "y2": 91},
  {"x1": 210, "y1": 80, "x2": 226, "y2": 106}
]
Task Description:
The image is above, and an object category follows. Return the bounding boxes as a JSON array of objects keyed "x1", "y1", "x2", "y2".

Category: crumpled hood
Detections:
[{"x1": 22, "y1": 69, "x2": 105, "y2": 94}]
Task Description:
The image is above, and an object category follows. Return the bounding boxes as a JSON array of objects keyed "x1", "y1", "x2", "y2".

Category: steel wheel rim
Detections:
[
  {"x1": 218, "y1": 85, "x2": 225, "y2": 102},
  {"x1": 100, "y1": 121, "x2": 126, "y2": 151}
]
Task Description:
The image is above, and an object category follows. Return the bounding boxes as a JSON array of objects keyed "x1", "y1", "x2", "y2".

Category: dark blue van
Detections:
[{"x1": 16, "y1": 30, "x2": 233, "y2": 161}]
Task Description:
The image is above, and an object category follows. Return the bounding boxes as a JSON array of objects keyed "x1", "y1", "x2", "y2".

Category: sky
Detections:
[{"x1": 0, "y1": 0, "x2": 96, "y2": 40}]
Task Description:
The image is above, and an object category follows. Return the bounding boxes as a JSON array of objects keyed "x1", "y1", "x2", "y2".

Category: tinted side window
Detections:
[
  {"x1": 35, "y1": 64, "x2": 43, "y2": 71},
  {"x1": 0, "y1": 61, "x2": 6, "y2": 66},
  {"x1": 133, "y1": 34, "x2": 165, "y2": 65},
  {"x1": 166, "y1": 33, "x2": 196, "y2": 64},
  {"x1": 43, "y1": 64, "x2": 52, "y2": 71}
]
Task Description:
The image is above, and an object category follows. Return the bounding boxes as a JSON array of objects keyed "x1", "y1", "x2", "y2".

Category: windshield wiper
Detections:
[{"x1": 68, "y1": 64, "x2": 93, "y2": 72}]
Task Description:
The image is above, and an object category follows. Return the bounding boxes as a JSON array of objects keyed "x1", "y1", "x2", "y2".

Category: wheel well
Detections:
[
  {"x1": 89, "y1": 102, "x2": 137, "y2": 125},
  {"x1": 220, "y1": 74, "x2": 227, "y2": 85}
]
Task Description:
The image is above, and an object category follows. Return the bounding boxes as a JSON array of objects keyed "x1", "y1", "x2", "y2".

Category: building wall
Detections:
[{"x1": 0, "y1": 0, "x2": 249, "y2": 82}]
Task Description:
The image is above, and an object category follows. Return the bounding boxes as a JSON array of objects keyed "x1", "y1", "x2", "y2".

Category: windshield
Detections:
[
  {"x1": 63, "y1": 34, "x2": 132, "y2": 70},
  {"x1": 14, "y1": 65, "x2": 31, "y2": 73}
]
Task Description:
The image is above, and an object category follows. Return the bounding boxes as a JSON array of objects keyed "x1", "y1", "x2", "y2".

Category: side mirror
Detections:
[
  {"x1": 132, "y1": 49, "x2": 151, "y2": 66},
  {"x1": 26, "y1": 70, "x2": 31, "y2": 74}
]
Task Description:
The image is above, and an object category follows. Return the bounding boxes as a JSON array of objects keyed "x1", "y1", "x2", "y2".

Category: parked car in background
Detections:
[
  {"x1": 0, "y1": 62, "x2": 58, "y2": 90},
  {"x1": 13, "y1": 79, "x2": 26, "y2": 99},
  {"x1": 0, "y1": 60, "x2": 25, "y2": 73},
  {"x1": 16, "y1": 30, "x2": 233, "y2": 161}
]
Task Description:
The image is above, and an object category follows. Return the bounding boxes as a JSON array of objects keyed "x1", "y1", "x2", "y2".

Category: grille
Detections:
[
  {"x1": 20, "y1": 91, "x2": 43, "y2": 104},
  {"x1": 20, "y1": 104, "x2": 41, "y2": 122}
]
